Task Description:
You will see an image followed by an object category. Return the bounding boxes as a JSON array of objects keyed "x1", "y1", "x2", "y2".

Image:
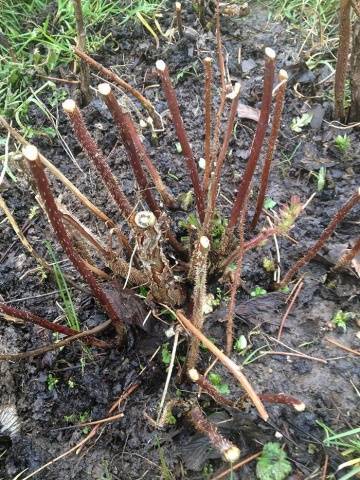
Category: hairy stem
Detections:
[
  {"x1": 0, "y1": 320, "x2": 112, "y2": 360},
  {"x1": 0, "y1": 302, "x2": 109, "y2": 349},
  {"x1": 280, "y1": 189, "x2": 360, "y2": 286},
  {"x1": 176, "y1": 310, "x2": 269, "y2": 421},
  {"x1": 74, "y1": 47, "x2": 161, "y2": 127},
  {"x1": 226, "y1": 48, "x2": 276, "y2": 236},
  {"x1": 156, "y1": 60, "x2": 205, "y2": 222},
  {"x1": 335, "y1": 236, "x2": 360, "y2": 269},
  {"x1": 23, "y1": 145, "x2": 125, "y2": 337},
  {"x1": 334, "y1": 0, "x2": 352, "y2": 120},
  {"x1": 0, "y1": 117, "x2": 131, "y2": 256},
  {"x1": 203, "y1": 57, "x2": 213, "y2": 195},
  {"x1": 186, "y1": 236, "x2": 210, "y2": 370},
  {"x1": 189, "y1": 405, "x2": 240, "y2": 462},
  {"x1": 251, "y1": 70, "x2": 288, "y2": 230},
  {"x1": 72, "y1": 0, "x2": 91, "y2": 104},
  {"x1": 226, "y1": 207, "x2": 246, "y2": 354},
  {"x1": 63, "y1": 99, "x2": 134, "y2": 222},
  {"x1": 97, "y1": 83, "x2": 176, "y2": 209}
]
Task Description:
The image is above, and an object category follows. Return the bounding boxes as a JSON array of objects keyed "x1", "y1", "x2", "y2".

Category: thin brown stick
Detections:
[
  {"x1": 175, "y1": 310, "x2": 269, "y2": 421},
  {"x1": 226, "y1": 206, "x2": 246, "y2": 354},
  {"x1": 19, "y1": 382, "x2": 139, "y2": 480},
  {"x1": 156, "y1": 60, "x2": 205, "y2": 222},
  {"x1": 227, "y1": 48, "x2": 276, "y2": 236},
  {"x1": 23, "y1": 145, "x2": 125, "y2": 337},
  {"x1": 63, "y1": 99, "x2": 134, "y2": 221},
  {"x1": 203, "y1": 57, "x2": 213, "y2": 195},
  {"x1": 73, "y1": 47, "x2": 161, "y2": 127},
  {"x1": 280, "y1": 189, "x2": 360, "y2": 286},
  {"x1": 0, "y1": 195, "x2": 50, "y2": 272},
  {"x1": 251, "y1": 70, "x2": 288, "y2": 230},
  {"x1": 97, "y1": 83, "x2": 176, "y2": 209},
  {"x1": 175, "y1": 2, "x2": 183, "y2": 37},
  {"x1": 266, "y1": 336, "x2": 328, "y2": 364},
  {"x1": 72, "y1": 0, "x2": 91, "y2": 104},
  {"x1": 211, "y1": 451, "x2": 261, "y2": 480},
  {"x1": 334, "y1": 0, "x2": 352, "y2": 119},
  {"x1": 0, "y1": 320, "x2": 111, "y2": 360},
  {"x1": 325, "y1": 337, "x2": 360, "y2": 356},
  {"x1": 189, "y1": 405, "x2": 240, "y2": 462},
  {"x1": 0, "y1": 302, "x2": 109, "y2": 349},
  {"x1": 73, "y1": 411, "x2": 124, "y2": 428},
  {"x1": 0, "y1": 117, "x2": 131, "y2": 255},
  {"x1": 321, "y1": 454, "x2": 329, "y2": 480},
  {"x1": 277, "y1": 280, "x2": 303, "y2": 340},
  {"x1": 334, "y1": 236, "x2": 360, "y2": 269}
]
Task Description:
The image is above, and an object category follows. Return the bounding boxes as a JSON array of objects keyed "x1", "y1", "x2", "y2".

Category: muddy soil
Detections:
[{"x1": 1, "y1": 3, "x2": 359, "y2": 480}]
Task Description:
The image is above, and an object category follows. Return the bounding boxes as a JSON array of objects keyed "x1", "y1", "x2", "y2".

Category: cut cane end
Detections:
[
  {"x1": 98, "y1": 83, "x2": 112, "y2": 96},
  {"x1": 156, "y1": 60, "x2": 167, "y2": 72},
  {"x1": 265, "y1": 47, "x2": 276, "y2": 60},
  {"x1": 62, "y1": 99, "x2": 76, "y2": 114},
  {"x1": 22, "y1": 144, "x2": 39, "y2": 162}
]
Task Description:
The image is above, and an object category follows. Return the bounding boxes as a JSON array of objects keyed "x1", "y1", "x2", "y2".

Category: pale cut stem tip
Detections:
[
  {"x1": 199, "y1": 157, "x2": 206, "y2": 170},
  {"x1": 98, "y1": 83, "x2": 112, "y2": 96},
  {"x1": 22, "y1": 144, "x2": 39, "y2": 162},
  {"x1": 204, "y1": 57, "x2": 212, "y2": 64},
  {"x1": 135, "y1": 211, "x2": 156, "y2": 228},
  {"x1": 62, "y1": 99, "x2": 76, "y2": 113},
  {"x1": 265, "y1": 47, "x2": 276, "y2": 60},
  {"x1": 294, "y1": 402, "x2": 306, "y2": 412},
  {"x1": 200, "y1": 235, "x2": 210, "y2": 250},
  {"x1": 278, "y1": 69, "x2": 288, "y2": 81},
  {"x1": 188, "y1": 368, "x2": 200, "y2": 382},
  {"x1": 224, "y1": 446, "x2": 241, "y2": 463},
  {"x1": 156, "y1": 60, "x2": 166, "y2": 72},
  {"x1": 226, "y1": 82, "x2": 241, "y2": 99},
  {"x1": 175, "y1": 1, "x2": 181, "y2": 11}
]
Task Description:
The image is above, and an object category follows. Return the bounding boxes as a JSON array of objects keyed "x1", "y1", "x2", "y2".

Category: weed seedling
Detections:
[
  {"x1": 208, "y1": 372, "x2": 230, "y2": 395},
  {"x1": 331, "y1": 310, "x2": 355, "y2": 332},
  {"x1": 335, "y1": 134, "x2": 351, "y2": 152},
  {"x1": 256, "y1": 442, "x2": 292, "y2": 480},
  {"x1": 234, "y1": 335, "x2": 248, "y2": 353},
  {"x1": 47, "y1": 373, "x2": 59, "y2": 391},
  {"x1": 291, "y1": 112, "x2": 313, "y2": 133},
  {"x1": 161, "y1": 343, "x2": 172, "y2": 365},
  {"x1": 251, "y1": 286, "x2": 268, "y2": 298}
]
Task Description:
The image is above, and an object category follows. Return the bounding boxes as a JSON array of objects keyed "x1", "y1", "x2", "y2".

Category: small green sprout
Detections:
[
  {"x1": 256, "y1": 442, "x2": 292, "y2": 480},
  {"x1": 211, "y1": 213, "x2": 228, "y2": 249},
  {"x1": 234, "y1": 335, "x2": 247, "y2": 353},
  {"x1": 138, "y1": 286, "x2": 149, "y2": 299},
  {"x1": 67, "y1": 378, "x2": 76, "y2": 389},
  {"x1": 178, "y1": 190, "x2": 193, "y2": 211},
  {"x1": 251, "y1": 286, "x2": 268, "y2": 298},
  {"x1": 264, "y1": 197, "x2": 277, "y2": 210},
  {"x1": 335, "y1": 134, "x2": 351, "y2": 153},
  {"x1": 208, "y1": 372, "x2": 230, "y2": 395},
  {"x1": 291, "y1": 112, "x2": 313, "y2": 133},
  {"x1": 47, "y1": 373, "x2": 59, "y2": 391},
  {"x1": 28, "y1": 205, "x2": 39, "y2": 220},
  {"x1": 331, "y1": 310, "x2": 355, "y2": 332},
  {"x1": 161, "y1": 343, "x2": 172, "y2": 365},
  {"x1": 175, "y1": 142, "x2": 182, "y2": 153},
  {"x1": 310, "y1": 166, "x2": 326, "y2": 192},
  {"x1": 263, "y1": 257, "x2": 275, "y2": 272}
]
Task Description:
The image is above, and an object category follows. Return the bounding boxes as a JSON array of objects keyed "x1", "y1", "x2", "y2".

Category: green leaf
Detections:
[
  {"x1": 291, "y1": 112, "x2": 313, "y2": 133},
  {"x1": 264, "y1": 198, "x2": 277, "y2": 210},
  {"x1": 256, "y1": 443, "x2": 292, "y2": 480},
  {"x1": 161, "y1": 343, "x2": 171, "y2": 365}
]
